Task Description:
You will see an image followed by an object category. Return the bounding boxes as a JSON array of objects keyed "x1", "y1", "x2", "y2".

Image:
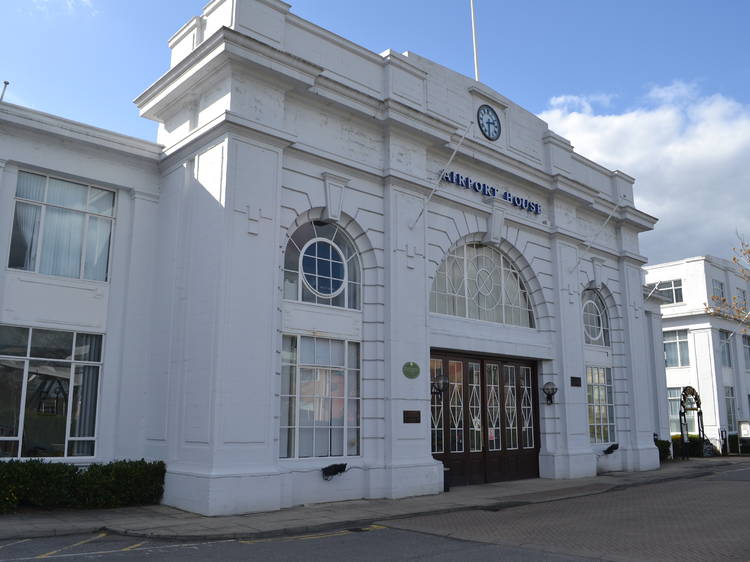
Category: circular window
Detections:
[
  {"x1": 300, "y1": 239, "x2": 347, "y2": 297},
  {"x1": 582, "y1": 299, "x2": 603, "y2": 341}
]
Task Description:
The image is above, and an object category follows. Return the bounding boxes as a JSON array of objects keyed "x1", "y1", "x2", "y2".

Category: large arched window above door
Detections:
[
  {"x1": 430, "y1": 243, "x2": 535, "y2": 328},
  {"x1": 283, "y1": 221, "x2": 361, "y2": 310},
  {"x1": 582, "y1": 289, "x2": 610, "y2": 346}
]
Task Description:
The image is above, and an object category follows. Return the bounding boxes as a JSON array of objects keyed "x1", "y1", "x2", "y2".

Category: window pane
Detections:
[
  {"x1": 279, "y1": 427, "x2": 294, "y2": 458},
  {"x1": 74, "y1": 333, "x2": 102, "y2": 362},
  {"x1": 83, "y1": 216, "x2": 111, "y2": 281},
  {"x1": 331, "y1": 341, "x2": 345, "y2": 367},
  {"x1": 70, "y1": 366, "x2": 98, "y2": 437},
  {"x1": 22, "y1": 361, "x2": 71, "y2": 457},
  {"x1": 298, "y1": 428, "x2": 313, "y2": 457},
  {"x1": 300, "y1": 337, "x2": 315, "y2": 364},
  {"x1": 9, "y1": 202, "x2": 41, "y2": 271},
  {"x1": 0, "y1": 325, "x2": 29, "y2": 356},
  {"x1": 281, "y1": 366, "x2": 296, "y2": 395},
  {"x1": 16, "y1": 171, "x2": 46, "y2": 201},
  {"x1": 67, "y1": 441, "x2": 95, "y2": 457},
  {"x1": 280, "y1": 397, "x2": 296, "y2": 426},
  {"x1": 47, "y1": 178, "x2": 88, "y2": 210},
  {"x1": 30, "y1": 329, "x2": 74, "y2": 360},
  {"x1": 314, "y1": 428, "x2": 330, "y2": 456},
  {"x1": 39, "y1": 207, "x2": 84, "y2": 278},
  {"x1": 0, "y1": 360, "x2": 25, "y2": 437},
  {"x1": 330, "y1": 427, "x2": 344, "y2": 456},
  {"x1": 678, "y1": 341, "x2": 689, "y2": 366},
  {"x1": 347, "y1": 428, "x2": 360, "y2": 456},
  {"x1": 664, "y1": 342, "x2": 678, "y2": 367},
  {"x1": 88, "y1": 188, "x2": 115, "y2": 216}
]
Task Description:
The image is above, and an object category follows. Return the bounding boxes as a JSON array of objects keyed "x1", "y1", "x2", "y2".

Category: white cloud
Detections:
[
  {"x1": 29, "y1": 0, "x2": 97, "y2": 15},
  {"x1": 538, "y1": 81, "x2": 750, "y2": 264}
]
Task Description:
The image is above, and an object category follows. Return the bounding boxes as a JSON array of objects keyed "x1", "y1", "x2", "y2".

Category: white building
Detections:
[
  {"x1": 1, "y1": 0, "x2": 665, "y2": 516},
  {"x1": 645, "y1": 256, "x2": 750, "y2": 445}
]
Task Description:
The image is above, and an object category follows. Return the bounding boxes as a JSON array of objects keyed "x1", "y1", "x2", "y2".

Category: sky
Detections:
[{"x1": 2, "y1": 0, "x2": 749, "y2": 264}]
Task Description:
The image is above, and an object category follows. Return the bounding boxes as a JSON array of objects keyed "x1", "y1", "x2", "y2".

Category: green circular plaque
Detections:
[{"x1": 402, "y1": 362, "x2": 420, "y2": 379}]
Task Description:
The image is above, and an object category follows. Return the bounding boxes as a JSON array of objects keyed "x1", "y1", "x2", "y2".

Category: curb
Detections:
[{"x1": 0, "y1": 461, "x2": 743, "y2": 542}]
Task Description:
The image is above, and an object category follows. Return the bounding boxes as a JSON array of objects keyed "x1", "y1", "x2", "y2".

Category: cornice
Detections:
[{"x1": 0, "y1": 102, "x2": 162, "y2": 162}]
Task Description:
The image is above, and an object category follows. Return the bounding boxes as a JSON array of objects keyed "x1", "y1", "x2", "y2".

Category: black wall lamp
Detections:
[
  {"x1": 431, "y1": 373, "x2": 449, "y2": 396},
  {"x1": 542, "y1": 381, "x2": 558, "y2": 405}
]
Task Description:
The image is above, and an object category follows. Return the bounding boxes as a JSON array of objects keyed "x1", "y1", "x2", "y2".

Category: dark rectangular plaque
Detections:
[
  {"x1": 570, "y1": 376, "x2": 582, "y2": 387},
  {"x1": 403, "y1": 410, "x2": 421, "y2": 424}
]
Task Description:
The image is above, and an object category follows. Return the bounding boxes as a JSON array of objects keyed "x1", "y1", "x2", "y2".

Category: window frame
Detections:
[
  {"x1": 429, "y1": 243, "x2": 535, "y2": 328},
  {"x1": 586, "y1": 366, "x2": 616, "y2": 444},
  {"x1": 712, "y1": 279, "x2": 725, "y2": 300},
  {"x1": 279, "y1": 334, "x2": 361, "y2": 460},
  {"x1": 283, "y1": 221, "x2": 361, "y2": 311},
  {"x1": 656, "y1": 279, "x2": 683, "y2": 304},
  {"x1": 0, "y1": 324, "x2": 103, "y2": 459},
  {"x1": 725, "y1": 386, "x2": 737, "y2": 432},
  {"x1": 663, "y1": 329, "x2": 690, "y2": 368},
  {"x1": 719, "y1": 330, "x2": 733, "y2": 368},
  {"x1": 8, "y1": 170, "x2": 117, "y2": 283},
  {"x1": 582, "y1": 290, "x2": 610, "y2": 347},
  {"x1": 742, "y1": 334, "x2": 750, "y2": 371}
]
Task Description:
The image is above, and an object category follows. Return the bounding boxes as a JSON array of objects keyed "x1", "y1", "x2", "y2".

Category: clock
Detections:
[{"x1": 477, "y1": 104, "x2": 501, "y2": 141}]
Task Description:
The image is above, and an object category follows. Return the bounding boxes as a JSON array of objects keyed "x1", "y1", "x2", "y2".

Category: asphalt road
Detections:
[{"x1": 2, "y1": 466, "x2": 748, "y2": 561}]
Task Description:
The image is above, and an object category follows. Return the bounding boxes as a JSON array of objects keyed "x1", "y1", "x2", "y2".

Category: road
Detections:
[{"x1": 1, "y1": 466, "x2": 748, "y2": 561}]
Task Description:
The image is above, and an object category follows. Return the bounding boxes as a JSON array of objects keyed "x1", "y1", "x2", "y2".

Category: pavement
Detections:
[{"x1": 2, "y1": 456, "x2": 749, "y2": 543}]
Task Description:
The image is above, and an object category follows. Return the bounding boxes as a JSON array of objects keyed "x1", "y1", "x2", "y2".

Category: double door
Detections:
[{"x1": 430, "y1": 352, "x2": 540, "y2": 485}]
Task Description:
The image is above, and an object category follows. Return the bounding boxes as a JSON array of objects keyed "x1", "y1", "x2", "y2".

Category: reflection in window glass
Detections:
[
  {"x1": 0, "y1": 324, "x2": 102, "y2": 458},
  {"x1": 9, "y1": 171, "x2": 115, "y2": 281},
  {"x1": 22, "y1": 362, "x2": 71, "y2": 458},
  {"x1": 283, "y1": 221, "x2": 361, "y2": 310},
  {"x1": 279, "y1": 335, "x2": 360, "y2": 459},
  {"x1": 31, "y1": 329, "x2": 74, "y2": 360},
  {"x1": 587, "y1": 366, "x2": 615, "y2": 444},
  {"x1": 0, "y1": 325, "x2": 29, "y2": 357}
]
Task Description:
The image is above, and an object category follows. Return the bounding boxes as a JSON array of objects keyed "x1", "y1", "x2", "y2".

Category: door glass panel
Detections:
[
  {"x1": 485, "y1": 363, "x2": 501, "y2": 451},
  {"x1": 504, "y1": 365, "x2": 518, "y2": 450},
  {"x1": 468, "y1": 361, "x2": 482, "y2": 452},
  {"x1": 520, "y1": 366, "x2": 534, "y2": 448},
  {"x1": 430, "y1": 358, "x2": 444, "y2": 454},
  {"x1": 448, "y1": 360, "x2": 464, "y2": 453}
]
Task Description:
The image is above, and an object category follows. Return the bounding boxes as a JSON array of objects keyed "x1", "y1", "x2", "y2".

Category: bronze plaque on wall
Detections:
[{"x1": 403, "y1": 410, "x2": 421, "y2": 424}]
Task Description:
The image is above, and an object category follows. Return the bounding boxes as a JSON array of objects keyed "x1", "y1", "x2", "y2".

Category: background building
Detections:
[
  {"x1": 645, "y1": 256, "x2": 750, "y2": 446},
  {"x1": 1, "y1": 0, "x2": 666, "y2": 516}
]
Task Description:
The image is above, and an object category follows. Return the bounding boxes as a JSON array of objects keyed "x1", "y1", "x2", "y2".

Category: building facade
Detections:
[
  {"x1": 1, "y1": 0, "x2": 664, "y2": 516},
  {"x1": 645, "y1": 256, "x2": 750, "y2": 445}
]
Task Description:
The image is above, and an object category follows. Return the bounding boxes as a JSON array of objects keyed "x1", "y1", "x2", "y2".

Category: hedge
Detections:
[
  {"x1": 0, "y1": 459, "x2": 165, "y2": 513},
  {"x1": 654, "y1": 439, "x2": 672, "y2": 462}
]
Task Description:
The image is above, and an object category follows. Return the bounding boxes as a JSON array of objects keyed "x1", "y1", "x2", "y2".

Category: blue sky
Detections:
[{"x1": 2, "y1": 0, "x2": 749, "y2": 263}]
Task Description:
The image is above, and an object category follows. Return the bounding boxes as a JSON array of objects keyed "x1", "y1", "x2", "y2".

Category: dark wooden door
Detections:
[{"x1": 430, "y1": 352, "x2": 540, "y2": 486}]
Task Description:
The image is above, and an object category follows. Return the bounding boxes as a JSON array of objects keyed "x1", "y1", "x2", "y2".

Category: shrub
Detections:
[
  {"x1": 654, "y1": 439, "x2": 672, "y2": 462},
  {"x1": 0, "y1": 459, "x2": 165, "y2": 513}
]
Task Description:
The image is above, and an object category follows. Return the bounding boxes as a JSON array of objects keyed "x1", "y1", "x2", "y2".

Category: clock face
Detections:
[{"x1": 477, "y1": 104, "x2": 501, "y2": 141}]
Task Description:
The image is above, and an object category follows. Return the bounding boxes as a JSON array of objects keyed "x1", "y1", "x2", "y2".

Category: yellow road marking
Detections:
[
  {"x1": 36, "y1": 532, "x2": 107, "y2": 559},
  {"x1": 121, "y1": 541, "x2": 147, "y2": 551},
  {"x1": 0, "y1": 538, "x2": 31, "y2": 550}
]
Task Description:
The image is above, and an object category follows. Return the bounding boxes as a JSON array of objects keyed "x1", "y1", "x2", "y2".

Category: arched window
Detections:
[
  {"x1": 430, "y1": 243, "x2": 534, "y2": 328},
  {"x1": 582, "y1": 290, "x2": 610, "y2": 346},
  {"x1": 283, "y1": 221, "x2": 361, "y2": 310}
]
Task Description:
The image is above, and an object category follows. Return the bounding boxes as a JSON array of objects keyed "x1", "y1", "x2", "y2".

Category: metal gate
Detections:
[{"x1": 430, "y1": 352, "x2": 540, "y2": 485}]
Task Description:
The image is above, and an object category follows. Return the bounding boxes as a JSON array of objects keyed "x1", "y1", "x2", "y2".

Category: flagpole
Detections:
[{"x1": 470, "y1": 0, "x2": 480, "y2": 81}]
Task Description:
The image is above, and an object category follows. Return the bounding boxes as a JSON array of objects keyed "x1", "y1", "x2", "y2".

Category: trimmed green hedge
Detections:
[
  {"x1": 654, "y1": 439, "x2": 672, "y2": 462},
  {"x1": 0, "y1": 459, "x2": 165, "y2": 513}
]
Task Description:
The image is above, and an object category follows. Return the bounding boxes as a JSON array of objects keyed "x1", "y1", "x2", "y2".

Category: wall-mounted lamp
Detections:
[
  {"x1": 431, "y1": 373, "x2": 449, "y2": 396},
  {"x1": 542, "y1": 382, "x2": 558, "y2": 405}
]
